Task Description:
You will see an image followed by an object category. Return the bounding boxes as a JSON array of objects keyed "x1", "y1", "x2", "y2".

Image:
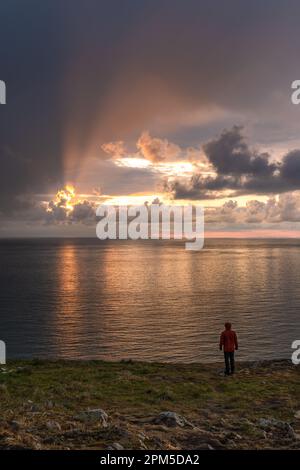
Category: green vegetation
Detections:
[{"x1": 0, "y1": 359, "x2": 299, "y2": 449}]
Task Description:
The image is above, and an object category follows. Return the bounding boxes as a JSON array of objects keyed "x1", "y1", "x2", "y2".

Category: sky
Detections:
[{"x1": 1, "y1": 0, "x2": 300, "y2": 236}]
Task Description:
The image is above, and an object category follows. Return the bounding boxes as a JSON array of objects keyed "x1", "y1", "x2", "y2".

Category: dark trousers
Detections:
[{"x1": 224, "y1": 351, "x2": 235, "y2": 375}]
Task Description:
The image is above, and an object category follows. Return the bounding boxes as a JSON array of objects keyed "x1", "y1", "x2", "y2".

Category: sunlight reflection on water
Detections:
[{"x1": 1, "y1": 238, "x2": 299, "y2": 362}]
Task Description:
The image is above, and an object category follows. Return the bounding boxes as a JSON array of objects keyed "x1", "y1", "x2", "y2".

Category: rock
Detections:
[
  {"x1": 294, "y1": 411, "x2": 300, "y2": 420},
  {"x1": 46, "y1": 420, "x2": 61, "y2": 432},
  {"x1": 258, "y1": 418, "x2": 295, "y2": 438},
  {"x1": 258, "y1": 418, "x2": 275, "y2": 428},
  {"x1": 107, "y1": 442, "x2": 124, "y2": 450},
  {"x1": 152, "y1": 411, "x2": 193, "y2": 428},
  {"x1": 74, "y1": 408, "x2": 108, "y2": 426}
]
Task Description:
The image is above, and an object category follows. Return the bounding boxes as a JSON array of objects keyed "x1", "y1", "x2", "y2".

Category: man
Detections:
[{"x1": 219, "y1": 322, "x2": 238, "y2": 375}]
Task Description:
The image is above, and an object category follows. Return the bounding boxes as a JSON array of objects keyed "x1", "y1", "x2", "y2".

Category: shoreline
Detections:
[
  {"x1": 1, "y1": 357, "x2": 291, "y2": 366},
  {"x1": 0, "y1": 359, "x2": 299, "y2": 450}
]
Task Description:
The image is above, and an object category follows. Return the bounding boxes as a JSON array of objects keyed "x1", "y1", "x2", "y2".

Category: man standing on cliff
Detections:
[{"x1": 219, "y1": 322, "x2": 238, "y2": 375}]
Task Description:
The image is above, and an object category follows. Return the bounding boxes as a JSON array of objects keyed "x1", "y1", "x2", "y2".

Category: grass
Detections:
[{"x1": 0, "y1": 359, "x2": 299, "y2": 449}]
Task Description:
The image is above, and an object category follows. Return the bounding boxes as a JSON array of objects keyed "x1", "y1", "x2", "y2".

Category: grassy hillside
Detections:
[{"x1": 0, "y1": 359, "x2": 299, "y2": 450}]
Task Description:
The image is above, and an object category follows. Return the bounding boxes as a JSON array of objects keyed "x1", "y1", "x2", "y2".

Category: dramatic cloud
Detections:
[
  {"x1": 280, "y1": 150, "x2": 300, "y2": 184},
  {"x1": 206, "y1": 193, "x2": 300, "y2": 225},
  {"x1": 166, "y1": 127, "x2": 300, "y2": 199},
  {"x1": 136, "y1": 131, "x2": 181, "y2": 163},
  {"x1": 101, "y1": 141, "x2": 126, "y2": 159},
  {"x1": 203, "y1": 126, "x2": 276, "y2": 177},
  {"x1": 101, "y1": 132, "x2": 182, "y2": 163},
  {"x1": 13, "y1": 190, "x2": 300, "y2": 230},
  {"x1": 2, "y1": 1, "x2": 300, "y2": 234},
  {"x1": 12, "y1": 186, "x2": 100, "y2": 226}
]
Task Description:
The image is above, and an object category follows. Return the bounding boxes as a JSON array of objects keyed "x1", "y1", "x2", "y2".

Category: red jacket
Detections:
[{"x1": 220, "y1": 329, "x2": 238, "y2": 352}]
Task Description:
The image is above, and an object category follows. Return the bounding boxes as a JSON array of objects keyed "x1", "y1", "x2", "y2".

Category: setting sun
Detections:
[{"x1": 53, "y1": 185, "x2": 76, "y2": 212}]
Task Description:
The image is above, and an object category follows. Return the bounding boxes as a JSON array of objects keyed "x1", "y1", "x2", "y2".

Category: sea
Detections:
[{"x1": 1, "y1": 238, "x2": 299, "y2": 362}]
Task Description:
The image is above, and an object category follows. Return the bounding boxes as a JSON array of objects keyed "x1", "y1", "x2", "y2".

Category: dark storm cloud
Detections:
[
  {"x1": 1, "y1": 0, "x2": 300, "y2": 214},
  {"x1": 280, "y1": 150, "x2": 300, "y2": 184},
  {"x1": 203, "y1": 126, "x2": 276, "y2": 177},
  {"x1": 166, "y1": 127, "x2": 300, "y2": 199}
]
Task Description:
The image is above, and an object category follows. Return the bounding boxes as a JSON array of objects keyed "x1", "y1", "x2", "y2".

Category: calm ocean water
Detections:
[{"x1": 0, "y1": 238, "x2": 299, "y2": 362}]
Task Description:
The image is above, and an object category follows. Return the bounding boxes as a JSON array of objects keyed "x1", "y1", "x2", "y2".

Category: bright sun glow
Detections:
[
  {"x1": 114, "y1": 157, "x2": 203, "y2": 177},
  {"x1": 107, "y1": 194, "x2": 167, "y2": 206},
  {"x1": 51, "y1": 185, "x2": 77, "y2": 213},
  {"x1": 114, "y1": 157, "x2": 151, "y2": 169}
]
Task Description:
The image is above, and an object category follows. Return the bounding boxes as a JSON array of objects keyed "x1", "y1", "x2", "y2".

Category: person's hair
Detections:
[{"x1": 224, "y1": 322, "x2": 232, "y2": 330}]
